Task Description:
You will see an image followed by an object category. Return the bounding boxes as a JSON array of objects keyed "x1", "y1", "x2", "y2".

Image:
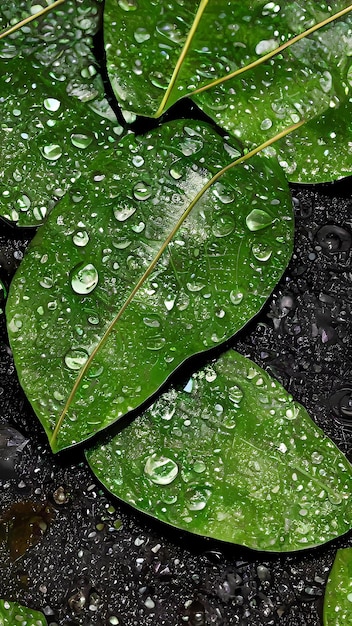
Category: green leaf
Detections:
[
  {"x1": 267, "y1": 101, "x2": 352, "y2": 183},
  {"x1": 323, "y1": 548, "x2": 352, "y2": 625},
  {"x1": 104, "y1": 0, "x2": 352, "y2": 126},
  {"x1": 86, "y1": 349, "x2": 352, "y2": 552},
  {"x1": 6, "y1": 119, "x2": 293, "y2": 452},
  {"x1": 0, "y1": 599, "x2": 47, "y2": 626},
  {"x1": 0, "y1": 0, "x2": 123, "y2": 226}
]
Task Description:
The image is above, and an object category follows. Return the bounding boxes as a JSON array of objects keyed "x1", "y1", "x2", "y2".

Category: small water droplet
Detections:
[
  {"x1": 44, "y1": 98, "x2": 61, "y2": 112},
  {"x1": 114, "y1": 206, "x2": 137, "y2": 221},
  {"x1": 169, "y1": 162, "x2": 183, "y2": 179},
  {"x1": 134, "y1": 27, "x2": 150, "y2": 42},
  {"x1": 133, "y1": 181, "x2": 152, "y2": 201},
  {"x1": 40, "y1": 144, "x2": 62, "y2": 161},
  {"x1": 72, "y1": 230, "x2": 89, "y2": 247},
  {"x1": 64, "y1": 348, "x2": 89, "y2": 370},
  {"x1": 144, "y1": 455, "x2": 178, "y2": 485},
  {"x1": 70, "y1": 133, "x2": 94, "y2": 149},
  {"x1": 186, "y1": 486, "x2": 211, "y2": 511},
  {"x1": 71, "y1": 263, "x2": 99, "y2": 295},
  {"x1": 246, "y1": 209, "x2": 273, "y2": 231},
  {"x1": 230, "y1": 291, "x2": 243, "y2": 305},
  {"x1": 212, "y1": 214, "x2": 235, "y2": 238},
  {"x1": 132, "y1": 155, "x2": 145, "y2": 167},
  {"x1": 118, "y1": 0, "x2": 138, "y2": 10},
  {"x1": 252, "y1": 242, "x2": 272, "y2": 262},
  {"x1": 193, "y1": 460, "x2": 206, "y2": 474}
]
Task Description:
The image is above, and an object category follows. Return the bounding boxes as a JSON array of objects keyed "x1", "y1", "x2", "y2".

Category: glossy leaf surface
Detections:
[
  {"x1": 0, "y1": 0, "x2": 123, "y2": 226},
  {"x1": 267, "y1": 100, "x2": 352, "y2": 183},
  {"x1": 6, "y1": 120, "x2": 293, "y2": 452},
  {"x1": 324, "y1": 548, "x2": 352, "y2": 625},
  {"x1": 0, "y1": 599, "x2": 47, "y2": 625},
  {"x1": 87, "y1": 349, "x2": 352, "y2": 552},
  {"x1": 105, "y1": 0, "x2": 352, "y2": 128}
]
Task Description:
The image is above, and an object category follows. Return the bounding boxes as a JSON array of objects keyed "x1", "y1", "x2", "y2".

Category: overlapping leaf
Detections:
[
  {"x1": 323, "y1": 548, "x2": 352, "y2": 625},
  {"x1": 104, "y1": 0, "x2": 352, "y2": 182},
  {"x1": 7, "y1": 120, "x2": 293, "y2": 452},
  {"x1": 87, "y1": 349, "x2": 352, "y2": 552},
  {"x1": 0, "y1": 0, "x2": 123, "y2": 226},
  {"x1": 0, "y1": 599, "x2": 47, "y2": 625}
]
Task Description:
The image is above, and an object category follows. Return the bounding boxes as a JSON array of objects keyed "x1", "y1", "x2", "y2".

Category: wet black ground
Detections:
[{"x1": 0, "y1": 179, "x2": 351, "y2": 625}]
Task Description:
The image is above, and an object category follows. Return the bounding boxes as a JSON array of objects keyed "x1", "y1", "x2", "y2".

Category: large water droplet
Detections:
[
  {"x1": 43, "y1": 98, "x2": 61, "y2": 112},
  {"x1": 230, "y1": 290, "x2": 243, "y2": 305},
  {"x1": 72, "y1": 230, "x2": 89, "y2": 247},
  {"x1": 212, "y1": 183, "x2": 235, "y2": 204},
  {"x1": 64, "y1": 348, "x2": 89, "y2": 370},
  {"x1": 134, "y1": 27, "x2": 150, "y2": 42},
  {"x1": 40, "y1": 144, "x2": 63, "y2": 161},
  {"x1": 193, "y1": 460, "x2": 206, "y2": 474},
  {"x1": 133, "y1": 181, "x2": 152, "y2": 201},
  {"x1": 114, "y1": 205, "x2": 137, "y2": 222},
  {"x1": 118, "y1": 0, "x2": 138, "y2": 9},
  {"x1": 252, "y1": 242, "x2": 272, "y2": 262},
  {"x1": 70, "y1": 133, "x2": 94, "y2": 149},
  {"x1": 186, "y1": 487, "x2": 211, "y2": 511},
  {"x1": 212, "y1": 214, "x2": 235, "y2": 238},
  {"x1": 144, "y1": 455, "x2": 178, "y2": 485},
  {"x1": 15, "y1": 194, "x2": 31, "y2": 212},
  {"x1": 246, "y1": 209, "x2": 273, "y2": 231},
  {"x1": 71, "y1": 263, "x2": 99, "y2": 295}
]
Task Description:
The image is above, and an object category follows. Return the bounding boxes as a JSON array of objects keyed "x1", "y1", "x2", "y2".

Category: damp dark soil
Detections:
[{"x1": 0, "y1": 179, "x2": 351, "y2": 625}]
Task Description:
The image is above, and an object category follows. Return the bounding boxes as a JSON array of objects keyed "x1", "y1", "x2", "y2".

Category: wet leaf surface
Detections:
[
  {"x1": 0, "y1": 0, "x2": 123, "y2": 226},
  {"x1": 0, "y1": 599, "x2": 47, "y2": 625},
  {"x1": 6, "y1": 120, "x2": 293, "y2": 451},
  {"x1": 87, "y1": 349, "x2": 352, "y2": 552},
  {"x1": 323, "y1": 548, "x2": 352, "y2": 624}
]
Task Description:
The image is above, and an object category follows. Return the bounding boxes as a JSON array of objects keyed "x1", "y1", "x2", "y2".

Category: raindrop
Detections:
[
  {"x1": 132, "y1": 155, "x2": 145, "y2": 167},
  {"x1": 71, "y1": 263, "x2": 99, "y2": 295},
  {"x1": 260, "y1": 118, "x2": 273, "y2": 130},
  {"x1": 134, "y1": 28, "x2": 150, "y2": 43},
  {"x1": 212, "y1": 214, "x2": 235, "y2": 238},
  {"x1": 43, "y1": 98, "x2": 61, "y2": 112},
  {"x1": 212, "y1": 183, "x2": 235, "y2": 204},
  {"x1": 230, "y1": 291, "x2": 243, "y2": 305},
  {"x1": 246, "y1": 209, "x2": 273, "y2": 231},
  {"x1": 118, "y1": 0, "x2": 138, "y2": 9},
  {"x1": 150, "y1": 72, "x2": 168, "y2": 89},
  {"x1": 252, "y1": 242, "x2": 272, "y2": 262},
  {"x1": 133, "y1": 181, "x2": 152, "y2": 201},
  {"x1": 114, "y1": 205, "x2": 137, "y2": 221},
  {"x1": 316, "y1": 225, "x2": 351, "y2": 253},
  {"x1": 15, "y1": 194, "x2": 31, "y2": 212},
  {"x1": 40, "y1": 144, "x2": 63, "y2": 161},
  {"x1": 169, "y1": 162, "x2": 183, "y2": 180},
  {"x1": 144, "y1": 455, "x2": 178, "y2": 485},
  {"x1": 72, "y1": 230, "x2": 89, "y2": 247},
  {"x1": 64, "y1": 348, "x2": 89, "y2": 370},
  {"x1": 228, "y1": 385, "x2": 243, "y2": 404},
  {"x1": 70, "y1": 133, "x2": 94, "y2": 149},
  {"x1": 193, "y1": 460, "x2": 206, "y2": 473},
  {"x1": 186, "y1": 486, "x2": 211, "y2": 511}
]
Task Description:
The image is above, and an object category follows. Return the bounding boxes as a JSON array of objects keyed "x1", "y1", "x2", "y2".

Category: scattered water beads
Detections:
[
  {"x1": 70, "y1": 263, "x2": 99, "y2": 294},
  {"x1": 144, "y1": 455, "x2": 178, "y2": 485}
]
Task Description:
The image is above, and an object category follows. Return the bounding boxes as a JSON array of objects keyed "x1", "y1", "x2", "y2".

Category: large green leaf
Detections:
[
  {"x1": 6, "y1": 119, "x2": 293, "y2": 452},
  {"x1": 323, "y1": 548, "x2": 352, "y2": 625},
  {"x1": 264, "y1": 99, "x2": 352, "y2": 183},
  {"x1": 86, "y1": 349, "x2": 352, "y2": 552},
  {"x1": 0, "y1": 599, "x2": 47, "y2": 625},
  {"x1": 0, "y1": 0, "x2": 123, "y2": 226},
  {"x1": 104, "y1": 0, "x2": 352, "y2": 121}
]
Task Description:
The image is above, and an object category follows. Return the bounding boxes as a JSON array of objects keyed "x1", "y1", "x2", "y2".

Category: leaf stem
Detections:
[
  {"x1": 154, "y1": 0, "x2": 209, "y2": 118},
  {"x1": 0, "y1": 0, "x2": 65, "y2": 41},
  {"x1": 50, "y1": 119, "x2": 305, "y2": 448},
  {"x1": 190, "y1": 4, "x2": 352, "y2": 96}
]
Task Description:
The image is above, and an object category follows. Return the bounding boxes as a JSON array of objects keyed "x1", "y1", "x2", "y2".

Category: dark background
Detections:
[{"x1": 0, "y1": 176, "x2": 351, "y2": 625}]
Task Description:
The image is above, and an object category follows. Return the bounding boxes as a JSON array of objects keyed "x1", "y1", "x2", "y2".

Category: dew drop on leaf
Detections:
[
  {"x1": 72, "y1": 230, "x2": 90, "y2": 247},
  {"x1": 246, "y1": 209, "x2": 274, "y2": 231},
  {"x1": 70, "y1": 133, "x2": 94, "y2": 149},
  {"x1": 133, "y1": 181, "x2": 152, "y2": 200},
  {"x1": 252, "y1": 242, "x2": 272, "y2": 261},
  {"x1": 64, "y1": 348, "x2": 89, "y2": 371},
  {"x1": 70, "y1": 263, "x2": 99, "y2": 294},
  {"x1": 43, "y1": 98, "x2": 61, "y2": 112},
  {"x1": 40, "y1": 144, "x2": 63, "y2": 161},
  {"x1": 144, "y1": 455, "x2": 178, "y2": 485},
  {"x1": 113, "y1": 206, "x2": 137, "y2": 221},
  {"x1": 230, "y1": 291, "x2": 243, "y2": 305},
  {"x1": 118, "y1": 0, "x2": 138, "y2": 10}
]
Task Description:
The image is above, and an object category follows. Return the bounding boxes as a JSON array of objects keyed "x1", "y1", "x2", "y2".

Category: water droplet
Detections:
[
  {"x1": 212, "y1": 183, "x2": 235, "y2": 204},
  {"x1": 146, "y1": 336, "x2": 166, "y2": 351},
  {"x1": 15, "y1": 194, "x2": 31, "y2": 212},
  {"x1": 186, "y1": 487, "x2": 211, "y2": 511},
  {"x1": 252, "y1": 242, "x2": 272, "y2": 261},
  {"x1": 164, "y1": 297, "x2": 175, "y2": 311},
  {"x1": 64, "y1": 348, "x2": 89, "y2": 370},
  {"x1": 246, "y1": 209, "x2": 273, "y2": 231},
  {"x1": 212, "y1": 213, "x2": 235, "y2": 238},
  {"x1": 71, "y1": 263, "x2": 99, "y2": 295},
  {"x1": 230, "y1": 291, "x2": 243, "y2": 305},
  {"x1": 132, "y1": 155, "x2": 145, "y2": 167},
  {"x1": 144, "y1": 455, "x2": 178, "y2": 485},
  {"x1": 169, "y1": 162, "x2": 183, "y2": 180},
  {"x1": 70, "y1": 133, "x2": 94, "y2": 149},
  {"x1": 260, "y1": 118, "x2": 273, "y2": 130},
  {"x1": 43, "y1": 98, "x2": 61, "y2": 112},
  {"x1": 134, "y1": 27, "x2": 150, "y2": 43},
  {"x1": 40, "y1": 144, "x2": 62, "y2": 161},
  {"x1": 193, "y1": 460, "x2": 206, "y2": 474},
  {"x1": 228, "y1": 385, "x2": 243, "y2": 404},
  {"x1": 72, "y1": 230, "x2": 89, "y2": 247},
  {"x1": 133, "y1": 181, "x2": 152, "y2": 201},
  {"x1": 180, "y1": 136, "x2": 203, "y2": 156},
  {"x1": 114, "y1": 206, "x2": 137, "y2": 222}
]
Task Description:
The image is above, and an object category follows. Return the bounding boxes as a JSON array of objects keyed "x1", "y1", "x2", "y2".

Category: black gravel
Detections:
[{"x1": 0, "y1": 178, "x2": 351, "y2": 626}]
